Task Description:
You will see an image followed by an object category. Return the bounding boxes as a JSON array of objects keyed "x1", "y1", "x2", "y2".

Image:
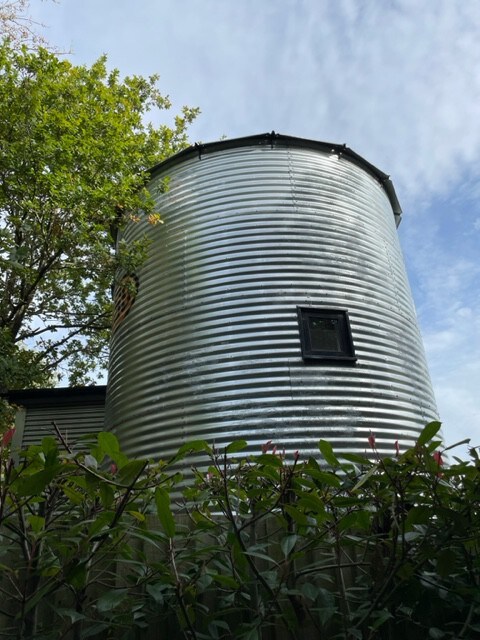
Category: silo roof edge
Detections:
[{"x1": 149, "y1": 132, "x2": 403, "y2": 218}]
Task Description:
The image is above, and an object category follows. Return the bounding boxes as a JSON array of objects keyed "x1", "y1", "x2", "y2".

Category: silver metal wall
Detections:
[
  {"x1": 106, "y1": 134, "x2": 438, "y2": 463},
  {"x1": 8, "y1": 387, "x2": 106, "y2": 450}
]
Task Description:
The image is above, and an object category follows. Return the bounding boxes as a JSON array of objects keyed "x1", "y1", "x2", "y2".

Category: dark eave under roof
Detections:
[
  {"x1": 149, "y1": 131, "x2": 402, "y2": 219},
  {"x1": 4, "y1": 386, "x2": 107, "y2": 408}
]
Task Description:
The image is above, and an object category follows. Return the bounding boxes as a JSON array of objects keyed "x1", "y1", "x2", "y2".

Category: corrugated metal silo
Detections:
[{"x1": 106, "y1": 132, "x2": 438, "y2": 462}]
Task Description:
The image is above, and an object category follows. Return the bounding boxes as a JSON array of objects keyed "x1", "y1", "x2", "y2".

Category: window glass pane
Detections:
[
  {"x1": 297, "y1": 306, "x2": 356, "y2": 362},
  {"x1": 309, "y1": 317, "x2": 341, "y2": 351}
]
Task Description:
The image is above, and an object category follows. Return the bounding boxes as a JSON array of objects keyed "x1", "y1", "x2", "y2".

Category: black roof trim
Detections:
[
  {"x1": 3, "y1": 386, "x2": 107, "y2": 408},
  {"x1": 149, "y1": 131, "x2": 402, "y2": 218}
]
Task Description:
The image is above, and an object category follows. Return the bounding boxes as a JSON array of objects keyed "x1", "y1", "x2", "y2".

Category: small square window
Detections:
[{"x1": 297, "y1": 307, "x2": 356, "y2": 362}]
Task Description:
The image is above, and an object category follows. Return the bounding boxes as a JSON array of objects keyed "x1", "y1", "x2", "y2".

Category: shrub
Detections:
[{"x1": 0, "y1": 422, "x2": 478, "y2": 639}]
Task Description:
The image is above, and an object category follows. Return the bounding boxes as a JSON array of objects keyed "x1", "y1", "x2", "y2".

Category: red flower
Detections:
[
  {"x1": 1, "y1": 428, "x2": 15, "y2": 448},
  {"x1": 394, "y1": 440, "x2": 400, "y2": 457},
  {"x1": 368, "y1": 431, "x2": 376, "y2": 450},
  {"x1": 110, "y1": 462, "x2": 118, "y2": 475},
  {"x1": 432, "y1": 451, "x2": 444, "y2": 466},
  {"x1": 261, "y1": 440, "x2": 272, "y2": 454}
]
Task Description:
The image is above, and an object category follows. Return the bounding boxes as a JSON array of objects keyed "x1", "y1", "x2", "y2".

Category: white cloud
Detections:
[
  {"x1": 31, "y1": 1, "x2": 480, "y2": 204},
  {"x1": 29, "y1": 0, "x2": 480, "y2": 457}
]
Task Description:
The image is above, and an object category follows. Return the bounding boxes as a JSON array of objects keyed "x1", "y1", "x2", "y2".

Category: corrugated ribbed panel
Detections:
[
  {"x1": 16, "y1": 400, "x2": 106, "y2": 449},
  {"x1": 21, "y1": 405, "x2": 105, "y2": 449},
  {"x1": 106, "y1": 141, "x2": 438, "y2": 463}
]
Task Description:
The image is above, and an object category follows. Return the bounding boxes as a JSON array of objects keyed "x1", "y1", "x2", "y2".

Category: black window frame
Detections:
[{"x1": 297, "y1": 307, "x2": 356, "y2": 363}]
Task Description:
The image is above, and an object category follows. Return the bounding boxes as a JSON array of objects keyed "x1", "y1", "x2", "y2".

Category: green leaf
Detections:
[
  {"x1": 211, "y1": 573, "x2": 240, "y2": 588},
  {"x1": 62, "y1": 484, "x2": 84, "y2": 505},
  {"x1": 281, "y1": 534, "x2": 298, "y2": 558},
  {"x1": 65, "y1": 562, "x2": 88, "y2": 590},
  {"x1": 370, "y1": 609, "x2": 393, "y2": 630},
  {"x1": 41, "y1": 436, "x2": 58, "y2": 460},
  {"x1": 88, "y1": 511, "x2": 113, "y2": 537},
  {"x1": 27, "y1": 514, "x2": 45, "y2": 533},
  {"x1": 146, "y1": 582, "x2": 166, "y2": 605},
  {"x1": 426, "y1": 440, "x2": 443, "y2": 454},
  {"x1": 283, "y1": 504, "x2": 309, "y2": 526},
  {"x1": 155, "y1": 487, "x2": 175, "y2": 538},
  {"x1": 301, "y1": 582, "x2": 319, "y2": 601},
  {"x1": 117, "y1": 459, "x2": 146, "y2": 485},
  {"x1": 99, "y1": 482, "x2": 114, "y2": 509},
  {"x1": 338, "y1": 509, "x2": 371, "y2": 532},
  {"x1": 339, "y1": 452, "x2": 371, "y2": 465},
  {"x1": 84, "y1": 470, "x2": 100, "y2": 495},
  {"x1": 174, "y1": 440, "x2": 212, "y2": 460},
  {"x1": 318, "y1": 440, "x2": 339, "y2": 467},
  {"x1": 304, "y1": 468, "x2": 341, "y2": 487},
  {"x1": 13, "y1": 466, "x2": 60, "y2": 496},
  {"x1": 317, "y1": 605, "x2": 337, "y2": 626},
  {"x1": 209, "y1": 620, "x2": 231, "y2": 638},
  {"x1": 240, "y1": 628, "x2": 259, "y2": 640},
  {"x1": 54, "y1": 608, "x2": 86, "y2": 624},
  {"x1": 317, "y1": 587, "x2": 335, "y2": 609},
  {"x1": 244, "y1": 549, "x2": 278, "y2": 564},
  {"x1": 127, "y1": 510, "x2": 146, "y2": 522},
  {"x1": 97, "y1": 432, "x2": 129, "y2": 468},
  {"x1": 225, "y1": 439, "x2": 248, "y2": 454},
  {"x1": 442, "y1": 438, "x2": 470, "y2": 453},
  {"x1": 417, "y1": 421, "x2": 442, "y2": 446},
  {"x1": 96, "y1": 588, "x2": 129, "y2": 613},
  {"x1": 331, "y1": 496, "x2": 364, "y2": 507},
  {"x1": 297, "y1": 492, "x2": 326, "y2": 515},
  {"x1": 97, "y1": 431, "x2": 120, "y2": 457},
  {"x1": 352, "y1": 464, "x2": 378, "y2": 491},
  {"x1": 404, "y1": 506, "x2": 431, "y2": 530},
  {"x1": 80, "y1": 623, "x2": 109, "y2": 638},
  {"x1": 21, "y1": 580, "x2": 62, "y2": 616},
  {"x1": 256, "y1": 453, "x2": 283, "y2": 467}
]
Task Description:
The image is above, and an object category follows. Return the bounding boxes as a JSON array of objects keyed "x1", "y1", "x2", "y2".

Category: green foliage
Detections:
[
  {"x1": 0, "y1": 423, "x2": 479, "y2": 639},
  {"x1": 0, "y1": 40, "x2": 199, "y2": 388}
]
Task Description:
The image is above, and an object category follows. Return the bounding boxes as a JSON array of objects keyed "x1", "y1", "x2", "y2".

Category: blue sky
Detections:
[{"x1": 30, "y1": 0, "x2": 480, "y2": 458}]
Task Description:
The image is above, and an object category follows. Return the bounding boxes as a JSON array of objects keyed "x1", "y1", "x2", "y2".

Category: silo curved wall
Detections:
[{"x1": 106, "y1": 139, "x2": 438, "y2": 462}]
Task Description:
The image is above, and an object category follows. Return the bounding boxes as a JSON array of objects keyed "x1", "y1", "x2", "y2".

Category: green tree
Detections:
[{"x1": 0, "y1": 41, "x2": 199, "y2": 388}]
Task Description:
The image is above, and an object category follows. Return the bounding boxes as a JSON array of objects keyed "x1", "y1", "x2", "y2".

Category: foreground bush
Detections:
[{"x1": 0, "y1": 422, "x2": 478, "y2": 639}]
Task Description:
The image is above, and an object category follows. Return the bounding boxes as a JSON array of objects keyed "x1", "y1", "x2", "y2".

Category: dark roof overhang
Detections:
[
  {"x1": 149, "y1": 131, "x2": 402, "y2": 223},
  {"x1": 3, "y1": 386, "x2": 107, "y2": 408}
]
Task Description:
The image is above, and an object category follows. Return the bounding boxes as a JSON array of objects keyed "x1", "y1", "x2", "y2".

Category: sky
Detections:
[{"x1": 29, "y1": 0, "x2": 480, "y2": 459}]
